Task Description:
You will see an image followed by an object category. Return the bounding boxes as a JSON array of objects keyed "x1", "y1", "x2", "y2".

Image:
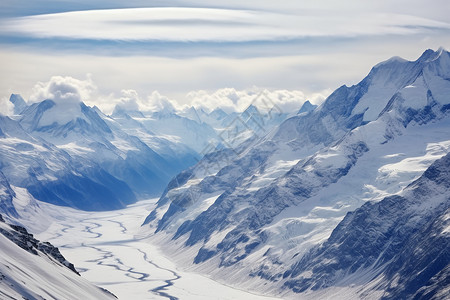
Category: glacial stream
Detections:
[{"x1": 36, "y1": 199, "x2": 279, "y2": 300}]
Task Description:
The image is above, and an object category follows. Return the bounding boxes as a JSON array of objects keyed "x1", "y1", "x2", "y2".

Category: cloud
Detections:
[
  {"x1": 186, "y1": 89, "x2": 239, "y2": 113},
  {"x1": 114, "y1": 90, "x2": 180, "y2": 113},
  {"x1": 25, "y1": 76, "x2": 96, "y2": 126},
  {"x1": 115, "y1": 89, "x2": 140, "y2": 111},
  {"x1": 185, "y1": 88, "x2": 329, "y2": 114},
  {"x1": 0, "y1": 96, "x2": 14, "y2": 116},
  {"x1": 1, "y1": 7, "x2": 449, "y2": 43},
  {"x1": 18, "y1": 74, "x2": 329, "y2": 117},
  {"x1": 29, "y1": 75, "x2": 96, "y2": 104},
  {"x1": 144, "y1": 91, "x2": 179, "y2": 113},
  {"x1": 3, "y1": 42, "x2": 449, "y2": 115},
  {"x1": 101, "y1": 86, "x2": 327, "y2": 115}
]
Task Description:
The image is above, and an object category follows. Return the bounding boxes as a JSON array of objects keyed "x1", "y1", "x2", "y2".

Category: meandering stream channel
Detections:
[{"x1": 35, "y1": 199, "x2": 279, "y2": 300}]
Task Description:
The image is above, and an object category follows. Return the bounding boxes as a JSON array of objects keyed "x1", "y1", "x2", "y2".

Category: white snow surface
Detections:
[
  {"x1": 0, "y1": 221, "x2": 115, "y2": 300},
  {"x1": 18, "y1": 199, "x2": 282, "y2": 300},
  {"x1": 38, "y1": 101, "x2": 86, "y2": 127},
  {"x1": 261, "y1": 117, "x2": 450, "y2": 269}
]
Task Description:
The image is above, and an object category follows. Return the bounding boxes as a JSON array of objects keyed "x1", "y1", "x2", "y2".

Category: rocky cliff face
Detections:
[
  {"x1": 283, "y1": 152, "x2": 450, "y2": 299},
  {"x1": 0, "y1": 215, "x2": 78, "y2": 274},
  {"x1": 0, "y1": 215, "x2": 116, "y2": 299}
]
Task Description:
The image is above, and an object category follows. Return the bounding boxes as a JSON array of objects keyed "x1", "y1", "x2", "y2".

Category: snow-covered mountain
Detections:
[
  {"x1": 2, "y1": 47, "x2": 448, "y2": 299},
  {"x1": 141, "y1": 48, "x2": 450, "y2": 298},
  {"x1": 297, "y1": 100, "x2": 317, "y2": 115},
  {"x1": 0, "y1": 97, "x2": 199, "y2": 211},
  {"x1": 0, "y1": 214, "x2": 116, "y2": 299},
  {"x1": 115, "y1": 107, "x2": 218, "y2": 154},
  {"x1": 282, "y1": 152, "x2": 450, "y2": 299},
  {"x1": 0, "y1": 89, "x2": 294, "y2": 214},
  {"x1": 180, "y1": 97, "x2": 294, "y2": 151}
]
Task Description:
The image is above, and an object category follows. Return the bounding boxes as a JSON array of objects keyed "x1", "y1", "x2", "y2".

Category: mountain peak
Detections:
[
  {"x1": 39, "y1": 100, "x2": 84, "y2": 127},
  {"x1": 243, "y1": 104, "x2": 259, "y2": 115},
  {"x1": 208, "y1": 107, "x2": 228, "y2": 121},
  {"x1": 112, "y1": 104, "x2": 128, "y2": 117},
  {"x1": 372, "y1": 48, "x2": 448, "y2": 70},
  {"x1": 297, "y1": 100, "x2": 317, "y2": 115},
  {"x1": 9, "y1": 94, "x2": 27, "y2": 115},
  {"x1": 418, "y1": 48, "x2": 446, "y2": 62},
  {"x1": 373, "y1": 55, "x2": 407, "y2": 68},
  {"x1": 112, "y1": 104, "x2": 145, "y2": 118},
  {"x1": 18, "y1": 98, "x2": 114, "y2": 138}
]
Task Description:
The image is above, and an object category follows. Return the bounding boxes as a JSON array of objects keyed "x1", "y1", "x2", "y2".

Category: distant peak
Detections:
[
  {"x1": 210, "y1": 107, "x2": 226, "y2": 114},
  {"x1": 9, "y1": 94, "x2": 27, "y2": 115},
  {"x1": 417, "y1": 47, "x2": 447, "y2": 63},
  {"x1": 387, "y1": 56, "x2": 407, "y2": 63},
  {"x1": 9, "y1": 93, "x2": 23, "y2": 101},
  {"x1": 112, "y1": 104, "x2": 145, "y2": 119},
  {"x1": 373, "y1": 55, "x2": 407, "y2": 68},
  {"x1": 112, "y1": 104, "x2": 126, "y2": 116},
  {"x1": 243, "y1": 104, "x2": 259, "y2": 113},
  {"x1": 92, "y1": 105, "x2": 103, "y2": 115},
  {"x1": 298, "y1": 100, "x2": 317, "y2": 114},
  {"x1": 38, "y1": 99, "x2": 57, "y2": 108}
]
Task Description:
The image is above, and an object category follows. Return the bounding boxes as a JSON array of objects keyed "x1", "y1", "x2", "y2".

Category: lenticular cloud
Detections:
[{"x1": 1, "y1": 7, "x2": 449, "y2": 43}]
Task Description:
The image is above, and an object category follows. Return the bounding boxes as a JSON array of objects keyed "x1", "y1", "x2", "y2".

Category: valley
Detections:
[
  {"x1": 35, "y1": 198, "x2": 281, "y2": 300},
  {"x1": 1, "y1": 48, "x2": 449, "y2": 299}
]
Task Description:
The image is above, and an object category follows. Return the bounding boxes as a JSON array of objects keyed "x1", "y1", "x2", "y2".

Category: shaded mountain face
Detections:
[
  {"x1": 0, "y1": 215, "x2": 116, "y2": 299},
  {"x1": 141, "y1": 48, "x2": 450, "y2": 298},
  {"x1": 0, "y1": 169, "x2": 18, "y2": 218},
  {"x1": 9, "y1": 94, "x2": 27, "y2": 115},
  {"x1": 283, "y1": 152, "x2": 450, "y2": 299},
  {"x1": 0, "y1": 104, "x2": 137, "y2": 211},
  {"x1": 1, "y1": 89, "x2": 294, "y2": 213},
  {"x1": 297, "y1": 100, "x2": 317, "y2": 115},
  {"x1": 0, "y1": 96, "x2": 198, "y2": 211}
]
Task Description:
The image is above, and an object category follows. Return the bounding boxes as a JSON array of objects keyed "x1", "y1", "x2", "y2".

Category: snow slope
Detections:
[
  {"x1": 0, "y1": 215, "x2": 115, "y2": 300},
  {"x1": 142, "y1": 48, "x2": 450, "y2": 298},
  {"x1": 0, "y1": 111, "x2": 137, "y2": 211},
  {"x1": 0, "y1": 96, "x2": 202, "y2": 211},
  {"x1": 283, "y1": 151, "x2": 450, "y2": 299},
  {"x1": 15, "y1": 198, "x2": 281, "y2": 300}
]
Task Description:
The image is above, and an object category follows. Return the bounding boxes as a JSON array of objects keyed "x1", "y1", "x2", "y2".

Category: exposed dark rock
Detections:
[{"x1": 0, "y1": 222, "x2": 79, "y2": 275}]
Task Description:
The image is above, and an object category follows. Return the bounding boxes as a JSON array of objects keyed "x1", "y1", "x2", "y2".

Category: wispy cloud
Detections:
[
  {"x1": 1, "y1": 1, "x2": 449, "y2": 111},
  {"x1": 1, "y1": 7, "x2": 449, "y2": 43}
]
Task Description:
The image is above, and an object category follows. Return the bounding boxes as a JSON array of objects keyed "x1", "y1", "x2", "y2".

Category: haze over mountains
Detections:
[
  {"x1": 0, "y1": 87, "x2": 297, "y2": 214},
  {"x1": 0, "y1": 48, "x2": 449, "y2": 299}
]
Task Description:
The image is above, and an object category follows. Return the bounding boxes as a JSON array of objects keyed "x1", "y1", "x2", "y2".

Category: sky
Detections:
[{"x1": 0, "y1": 0, "x2": 449, "y2": 114}]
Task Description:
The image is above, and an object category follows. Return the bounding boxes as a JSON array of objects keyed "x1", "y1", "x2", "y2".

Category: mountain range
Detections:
[
  {"x1": 0, "y1": 91, "x2": 291, "y2": 213},
  {"x1": 0, "y1": 48, "x2": 448, "y2": 299},
  {"x1": 141, "y1": 48, "x2": 450, "y2": 298}
]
